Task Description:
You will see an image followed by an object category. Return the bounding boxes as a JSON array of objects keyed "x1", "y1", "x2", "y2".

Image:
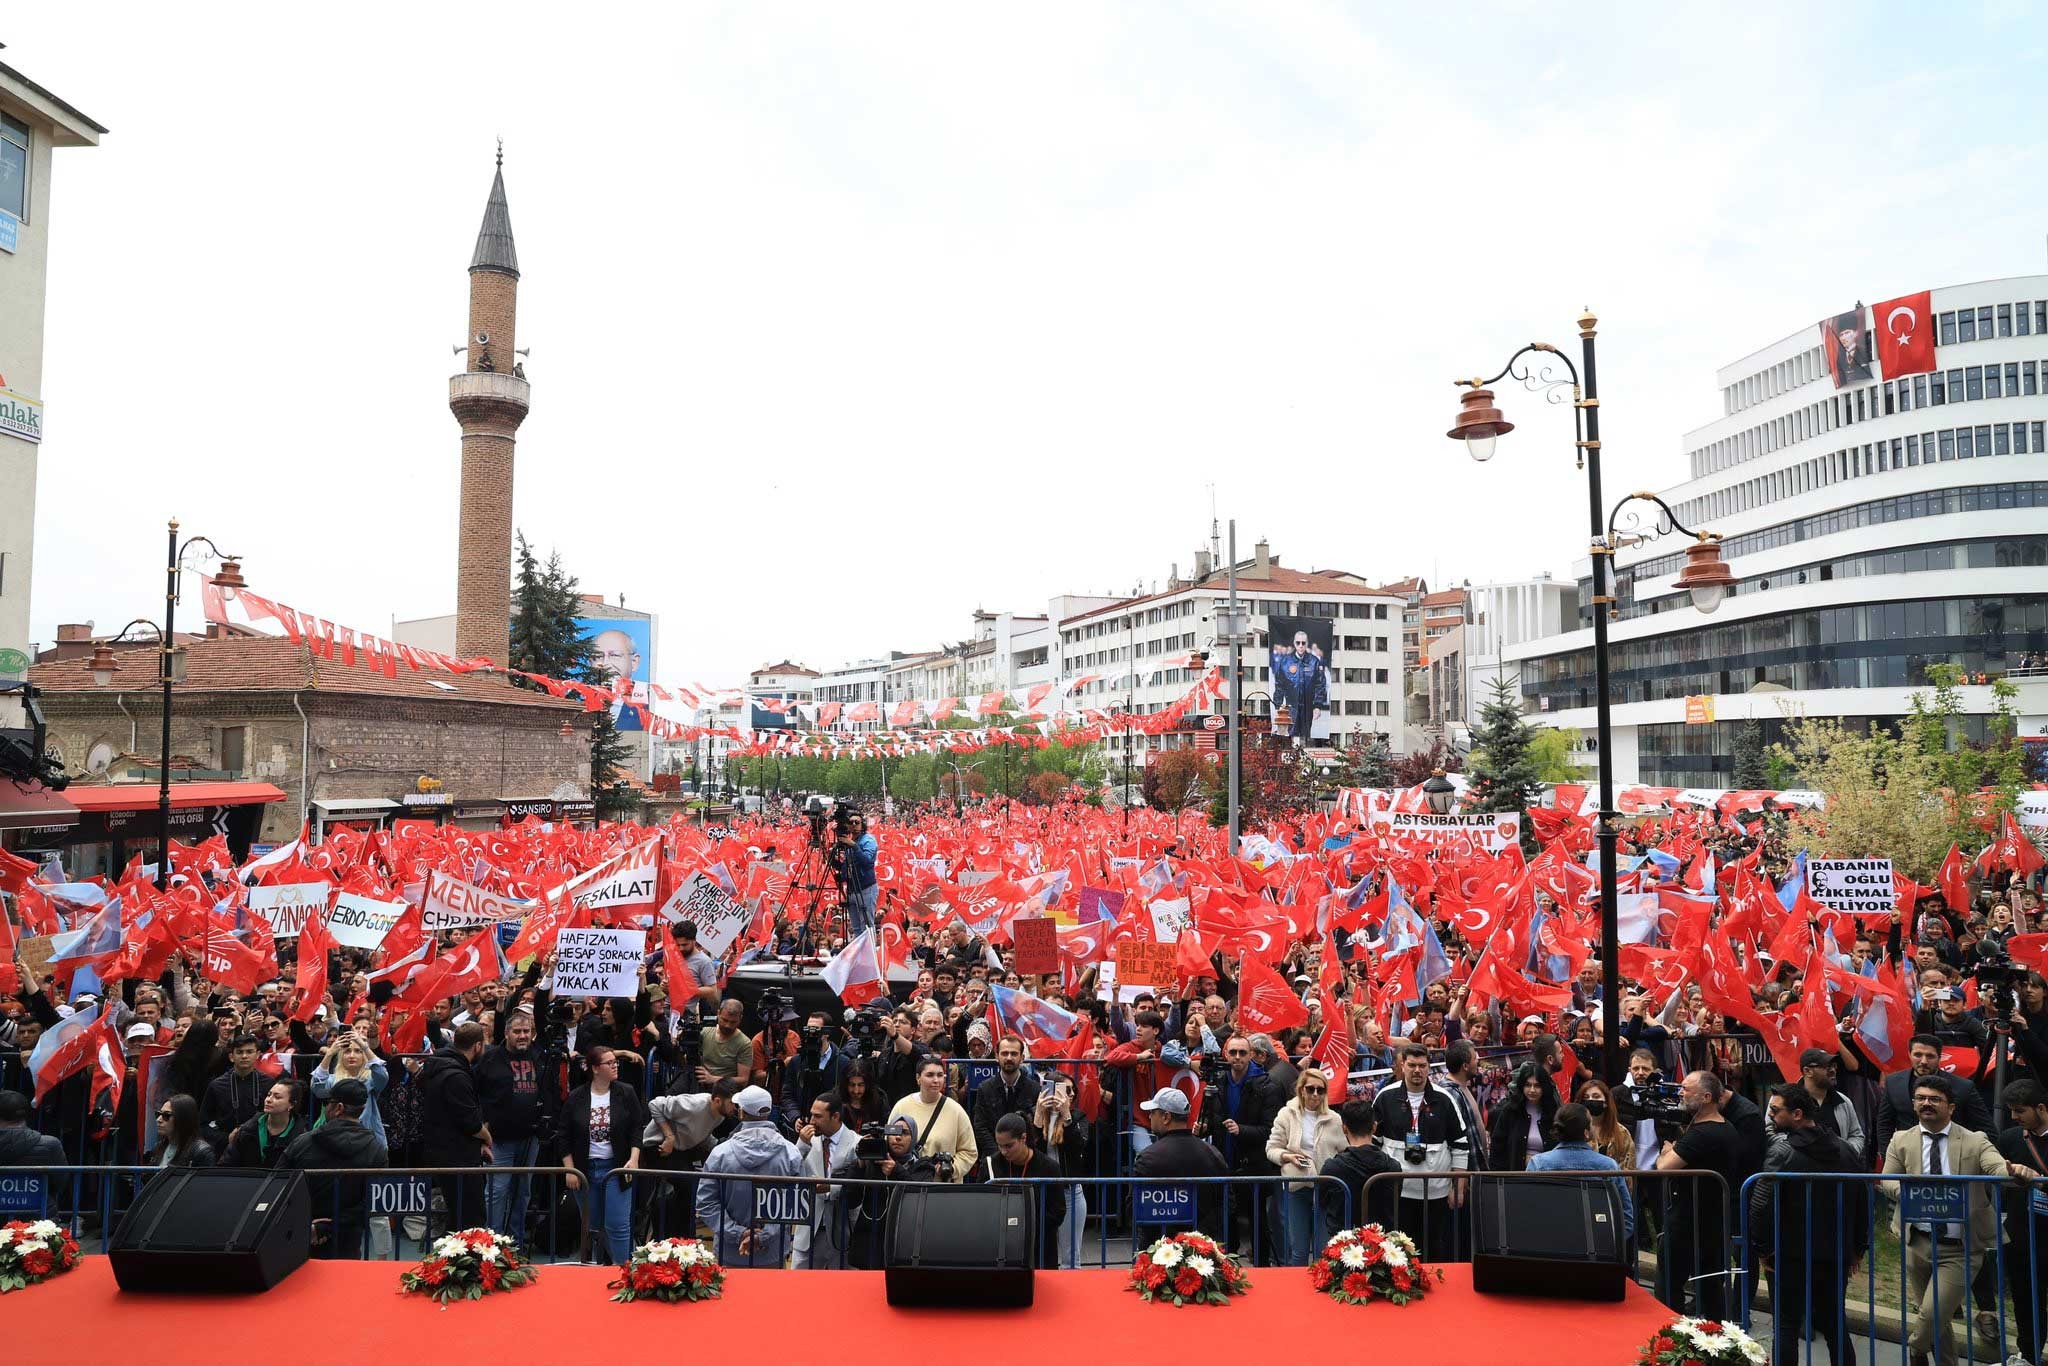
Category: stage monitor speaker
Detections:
[
  {"x1": 883, "y1": 1184, "x2": 1035, "y2": 1307},
  {"x1": 109, "y1": 1167, "x2": 311, "y2": 1294},
  {"x1": 1470, "y1": 1174, "x2": 1627, "y2": 1301}
]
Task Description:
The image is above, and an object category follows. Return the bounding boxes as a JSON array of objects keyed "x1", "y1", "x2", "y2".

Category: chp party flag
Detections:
[{"x1": 1872, "y1": 290, "x2": 1936, "y2": 378}]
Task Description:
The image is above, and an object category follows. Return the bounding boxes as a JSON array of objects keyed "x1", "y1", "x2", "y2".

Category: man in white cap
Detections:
[
  {"x1": 1132, "y1": 1085, "x2": 1228, "y2": 1239},
  {"x1": 695, "y1": 1084, "x2": 803, "y2": 1268}
]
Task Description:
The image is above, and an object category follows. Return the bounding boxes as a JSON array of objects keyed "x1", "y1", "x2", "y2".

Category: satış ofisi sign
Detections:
[{"x1": 0, "y1": 385, "x2": 42, "y2": 444}]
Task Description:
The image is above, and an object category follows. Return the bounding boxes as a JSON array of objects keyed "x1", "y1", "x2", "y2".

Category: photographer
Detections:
[
  {"x1": 785, "y1": 1010, "x2": 847, "y2": 1123},
  {"x1": 871, "y1": 1008, "x2": 928, "y2": 1106},
  {"x1": 1654, "y1": 1070, "x2": 1743, "y2": 1320},
  {"x1": 834, "y1": 809, "x2": 880, "y2": 939},
  {"x1": 834, "y1": 1115, "x2": 946, "y2": 1267},
  {"x1": 887, "y1": 1056, "x2": 977, "y2": 1182},
  {"x1": 1912, "y1": 967, "x2": 1991, "y2": 1076}
]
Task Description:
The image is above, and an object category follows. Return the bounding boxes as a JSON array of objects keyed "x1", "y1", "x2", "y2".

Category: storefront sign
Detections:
[
  {"x1": 1683, "y1": 695, "x2": 1716, "y2": 725},
  {"x1": 0, "y1": 385, "x2": 42, "y2": 443}
]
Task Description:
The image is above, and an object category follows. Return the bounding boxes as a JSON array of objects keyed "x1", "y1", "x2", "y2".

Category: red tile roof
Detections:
[
  {"x1": 1420, "y1": 589, "x2": 1469, "y2": 607},
  {"x1": 30, "y1": 634, "x2": 577, "y2": 710}
]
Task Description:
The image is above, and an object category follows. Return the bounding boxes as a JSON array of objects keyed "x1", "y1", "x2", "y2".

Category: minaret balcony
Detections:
[{"x1": 448, "y1": 371, "x2": 531, "y2": 433}]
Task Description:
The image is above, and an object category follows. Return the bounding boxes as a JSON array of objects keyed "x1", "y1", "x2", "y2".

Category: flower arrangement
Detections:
[
  {"x1": 1307, "y1": 1225, "x2": 1442, "y2": 1306},
  {"x1": 398, "y1": 1227, "x2": 539, "y2": 1305},
  {"x1": 609, "y1": 1238, "x2": 726, "y2": 1303},
  {"x1": 1634, "y1": 1318, "x2": 1767, "y2": 1366},
  {"x1": 1127, "y1": 1231, "x2": 1250, "y2": 1306},
  {"x1": 0, "y1": 1220, "x2": 82, "y2": 1293}
]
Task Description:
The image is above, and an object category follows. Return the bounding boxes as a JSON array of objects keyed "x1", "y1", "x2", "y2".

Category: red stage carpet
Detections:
[{"x1": 33, "y1": 1259, "x2": 1676, "y2": 1364}]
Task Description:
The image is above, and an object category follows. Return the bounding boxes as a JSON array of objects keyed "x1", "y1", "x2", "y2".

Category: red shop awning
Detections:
[{"x1": 64, "y1": 781, "x2": 288, "y2": 813}]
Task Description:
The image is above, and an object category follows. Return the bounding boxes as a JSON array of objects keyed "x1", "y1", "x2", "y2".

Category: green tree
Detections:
[
  {"x1": 1908, "y1": 663, "x2": 2028, "y2": 818},
  {"x1": 1731, "y1": 719, "x2": 1767, "y2": 789},
  {"x1": 1770, "y1": 717, "x2": 1956, "y2": 881},
  {"x1": 1333, "y1": 731, "x2": 1395, "y2": 788},
  {"x1": 507, "y1": 532, "x2": 593, "y2": 683},
  {"x1": 1462, "y1": 675, "x2": 1544, "y2": 819},
  {"x1": 1525, "y1": 727, "x2": 1587, "y2": 784}
]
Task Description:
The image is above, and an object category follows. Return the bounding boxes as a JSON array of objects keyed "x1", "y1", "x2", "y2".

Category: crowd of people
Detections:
[{"x1": 2, "y1": 793, "x2": 2046, "y2": 1362}]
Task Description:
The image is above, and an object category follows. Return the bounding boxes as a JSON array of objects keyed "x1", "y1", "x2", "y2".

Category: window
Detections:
[
  {"x1": 1375, "y1": 700, "x2": 1389, "y2": 717},
  {"x1": 2027, "y1": 361, "x2": 2040, "y2": 397},
  {"x1": 220, "y1": 726, "x2": 247, "y2": 775},
  {"x1": 1375, "y1": 668, "x2": 1389, "y2": 684},
  {"x1": 1958, "y1": 427, "x2": 1975, "y2": 459},
  {"x1": 1978, "y1": 306, "x2": 1994, "y2": 338},
  {"x1": 0, "y1": 111, "x2": 25, "y2": 222},
  {"x1": 2021, "y1": 302, "x2": 2034, "y2": 337},
  {"x1": 1940, "y1": 430, "x2": 1956, "y2": 460},
  {"x1": 1987, "y1": 365, "x2": 2003, "y2": 400},
  {"x1": 2005, "y1": 362, "x2": 2020, "y2": 397},
  {"x1": 1966, "y1": 366, "x2": 1984, "y2": 401},
  {"x1": 1998, "y1": 303, "x2": 2013, "y2": 336},
  {"x1": 1960, "y1": 310, "x2": 1977, "y2": 343},
  {"x1": 1932, "y1": 370, "x2": 1946, "y2": 404},
  {"x1": 1940, "y1": 311, "x2": 1957, "y2": 345}
]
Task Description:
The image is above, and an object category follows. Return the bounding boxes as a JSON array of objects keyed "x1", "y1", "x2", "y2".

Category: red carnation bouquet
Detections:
[
  {"x1": 399, "y1": 1227, "x2": 538, "y2": 1305},
  {"x1": 609, "y1": 1237, "x2": 725, "y2": 1303},
  {"x1": 1307, "y1": 1225, "x2": 1442, "y2": 1306},
  {"x1": 1634, "y1": 1317, "x2": 1766, "y2": 1366},
  {"x1": 0, "y1": 1219, "x2": 82, "y2": 1293},
  {"x1": 1127, "y1": 1231, "x2": 1251, "y2": 1306}
]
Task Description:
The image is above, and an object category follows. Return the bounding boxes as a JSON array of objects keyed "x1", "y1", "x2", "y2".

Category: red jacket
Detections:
[{"x1": 1105, "y1": 1040, "x2": 1162, "y2": 1100}]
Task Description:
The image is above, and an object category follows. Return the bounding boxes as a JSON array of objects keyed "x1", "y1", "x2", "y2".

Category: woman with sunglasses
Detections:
[
  {"x1": 154, "y1": 1093, "x2": 216, "y2": 1168},
  {"x1": 1266, "y1": 1066, "x2": 1344, "y2": 1264}
]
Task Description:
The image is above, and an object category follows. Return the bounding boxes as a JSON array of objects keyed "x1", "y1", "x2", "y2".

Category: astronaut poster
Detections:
[{"x1": 1266, "y1": 614, "x2": 1333, "y2": 743}]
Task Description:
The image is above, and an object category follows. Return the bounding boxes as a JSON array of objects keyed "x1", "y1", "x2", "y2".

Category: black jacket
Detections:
[
  {"x1": 223, "y1": 1114, "x2": 306, "y2": 1170},
  {"x1": 1202, "y1": 1068, "x2": 1281, "y2": 1174},
  {"x1": 1133, "y1": 1129, "x2": 1230, "y2": 1239},
  {"x1": 475, "y1": 1044, "x2": 561, "y2": 1144},
  {"x1": 1874, "y1": 1068, "x2": 1993, "y2": 1162},
  {"x1": 1318, "y1": 1143, "x2": 1402, "y2": 1233},
  {"x1": 415, "y1": 1048, "x2": 489, "y2": 1166},
  {"x1": 1489, "y1": 1095, "x2": 1560, "y2": 1172},
  {"x1": 1369, "y1": 1082, "x2": 1470, "y2": 1152},
  {"x1": 558, "y1": 1083, "x2": 650, "y2": 1175},
  {"x1": 199, "y1": 1068, "x2": 270, "y2": 1152},
  {"x1": 1747, "y1": 1123, "x2": 1869, "y2": 1262},
  {"x1": 281, "y1": 1119, "x2": 389, "y2": 1243},
  {"x1": 0, "y1": 1124, "x2": 65, "y2": 1167},
  {"x1": 970, "y1": 1069, "x2": 1042, "y2": 1165},
  {"x1": 982, "y1": 1147, "x2": 1066, "y2": 1267}
]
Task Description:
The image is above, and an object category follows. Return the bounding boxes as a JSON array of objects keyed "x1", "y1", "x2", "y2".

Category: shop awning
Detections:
[
  {"x1": 0, "y1": 777, "x2": 81, "y2": 832},
  {"x1": 66, "y1": 781, "x2": 288, "y2": 812},
  {"x1": 311, "y1": 798, "x2": 401, "y2": 814}
]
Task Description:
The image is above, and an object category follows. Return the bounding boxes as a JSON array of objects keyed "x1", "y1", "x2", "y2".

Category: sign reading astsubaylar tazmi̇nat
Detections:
[
  {"x1": 550, "y1": 927, "x2": 646, "y2": 997},
  {"x1": 1805, "y1": 858, "x2": 1895, "y2": 916}
]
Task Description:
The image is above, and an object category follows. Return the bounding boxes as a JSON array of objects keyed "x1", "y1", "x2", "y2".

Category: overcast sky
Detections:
[{"x1": 15, "y1": 3, "x2": 2047, "y2": 686}]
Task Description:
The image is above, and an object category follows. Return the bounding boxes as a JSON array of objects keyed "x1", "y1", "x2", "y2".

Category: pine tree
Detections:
[
  {"x1": 507, "y1": 532, "x2": 594, "y2": 685},
  {"x1": 1463, "y1": 675, "x2": 1543, "y2": 819},
  {"x1": 1731, "y1": 719, "x2": 1767, "y2": 788},
  {"x1": 1335, "y1": 731, "x2": 1395, "y2": 789}
]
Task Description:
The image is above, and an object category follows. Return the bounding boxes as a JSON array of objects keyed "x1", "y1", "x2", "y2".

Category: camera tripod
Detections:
[{"x1": 782, "y1": 822, "x2": 845, "y2": 966}]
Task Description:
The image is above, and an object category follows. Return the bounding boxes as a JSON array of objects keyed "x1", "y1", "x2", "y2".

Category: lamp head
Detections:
[
  {"x1": 1674, "y1": 538, "x2": 1736, "y2": 615},
  {"x1": 1448, "y1": 387, "x2": 1513, "y2": 462}
]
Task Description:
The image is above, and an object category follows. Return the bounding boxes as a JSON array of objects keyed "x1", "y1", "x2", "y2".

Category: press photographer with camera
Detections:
[
  {"x1": 786, "y1": 1009, "x2": 847, "y2": 1122},
  {"x1": 832, "y1": 807, "x2": 880, "y2": 939},
  {"x1": 834, "y1": 1114, "x2": 949, "y2": 1267}
]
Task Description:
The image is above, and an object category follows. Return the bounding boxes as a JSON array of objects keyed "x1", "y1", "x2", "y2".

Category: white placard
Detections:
[
  {"x1": 659, "y1": 871, "x2": 752, "y2": 958},
  {"x1": 1147, "y1": 897, "x2": 1192, "y2": 942},
  {"x1": 422, "y1": 871, "x2": 531, "y2": 932},
  {"x1": 552, "y1": 927, "x2": 647, "y2": 998},
  {"x1": 1806, "y1": 858, "x2": 1896, "y2": 917},
  {"x1": 327, "y1": 892, "x2": 405, "y2": 950},
  {"x1": 1381, "y1": 811, "x2": 1522, "y2": 851},
  {"x1": 246, "y1": 881, "x2": 332, "y2": 939},
  {"x1": 571, "y1": 843, "x2": 660, "y2": 915}
]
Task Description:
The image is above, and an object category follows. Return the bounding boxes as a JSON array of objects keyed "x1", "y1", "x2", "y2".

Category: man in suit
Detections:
[
  {"x1": 1881, "y1": 1073, "x2": 2017, "y2": 1366},
  {"x1": 1992, "y1": 1079, "x2": 2048, "y2": 1365},
  {"x1": 1873, "y1": 1034, "x2": 1993, "y2": 1163}
]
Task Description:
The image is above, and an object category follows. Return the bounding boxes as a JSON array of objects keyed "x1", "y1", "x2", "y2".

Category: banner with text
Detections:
[
  {"x1": 327, "y1": 892, "x2": 405, "y2": 950},
  {"x1": 1807, "y1": 858, "x2": 1895, "y2": 917},
  {"x1": 1382, "y1": 811, "x2": 1522, "y2": 852},
  {"x1": 246, "y1": 881, "x2": 333, "y2": 939},
  {"x1": 552, "y1": 927, "x2": 647, "y2": 997},
  {"x1": 422, "y1": 871, "x2": 532, "y2": 933}
]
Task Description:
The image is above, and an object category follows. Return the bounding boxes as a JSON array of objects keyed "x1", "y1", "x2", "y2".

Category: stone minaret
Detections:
[{"x1": 449, "y1": 145, "x2": 529, "y2": 664}]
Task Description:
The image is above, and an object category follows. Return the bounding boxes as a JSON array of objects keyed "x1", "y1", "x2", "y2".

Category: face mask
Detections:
[{"x1": 1584, "y1": 1098, "x2": 1608, "y2": 1117}]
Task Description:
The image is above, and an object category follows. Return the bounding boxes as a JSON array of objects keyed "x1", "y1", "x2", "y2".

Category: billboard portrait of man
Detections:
[
  {"x1": 577, "y1": 616, "x2": 652, "y2": 732},
  {"x1": 1819, "y1": 304, "x2": 1872, "y2": 388},
  {"x1": 1268, "y1": 615, "x2": 1332, "y2": 743}
]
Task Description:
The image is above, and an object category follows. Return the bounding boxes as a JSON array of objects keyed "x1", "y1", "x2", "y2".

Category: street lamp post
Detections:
[
  {"x1": 89, "y1": 521, "x2": 246, "y2": 891},
  {"x1": 1448, "y1": 313, "x2": 1734, "y2": 1082}
]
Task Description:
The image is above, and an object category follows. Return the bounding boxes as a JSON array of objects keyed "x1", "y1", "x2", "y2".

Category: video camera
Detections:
[
  {"x1": 1975, "y1": 953, "x2": 2030, "y2": 1016},
  {"x1": 854, "y1": 1121, "x2": 892, "y2": 1163},
  {"x1": 847, "y1": 1002, "x2": 891, "y2": 1053},
  {"x1": 1620, "y1": 1079, "x2": 1688, "y2": 1140}
]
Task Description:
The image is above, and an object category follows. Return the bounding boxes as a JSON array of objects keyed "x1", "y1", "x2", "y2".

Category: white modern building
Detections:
[
  {"x1": 1504, "y1": 272, "x2": 2048, "y2": 785},
  {"x1": 0, "y1": 53, "x2": 101, "y2": 726},
  {"x1": 1055, "y1": 539, "x2": 1409, "y2": 762}
]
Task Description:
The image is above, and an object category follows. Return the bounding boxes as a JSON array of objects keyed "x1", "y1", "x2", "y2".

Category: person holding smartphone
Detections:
[{"x1": 1033, "y1": 1070, "x2": 1090, "y2": 1266}]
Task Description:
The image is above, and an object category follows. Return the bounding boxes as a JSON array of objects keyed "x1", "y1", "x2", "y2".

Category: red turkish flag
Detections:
[{"x1": 1873, "y1": 290, "x2": 1935, "y2": 378}]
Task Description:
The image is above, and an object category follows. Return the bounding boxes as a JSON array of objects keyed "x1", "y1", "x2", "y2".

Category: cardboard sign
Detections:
[
  {"x1": 660, "y1": 872, "x2": 752, "y2": 958},
  {"x1": 1134, "y1": 1183, "x2": 1195, "y2": 1225},
  {"x1": 1116, "y1": 940, "x2": 1178, "y2": 988},
  {"x1": 327, "y1": 892, "x2": 405, "y2": 950},
  {"x1": 753, "y1": 1183, "x2": 816, "y2": 1226},
  {"x1": 17, "y1": 934, "x2": 54, "y2": 991},
  {"x1": 552, "y1": 927, "x2": 646, "y2": 998},
  {"x1": 1807, "y1": 859, "x2": 1896, "y2": 917},
  {"x1": 1383, "y1": 811, "x2": 1522, "y2": 852},
  {"x1": 1011, "y1": 916, "x2": 1058, "y2": 975},
  {"x1": 246, "y1": 881, "x2": 333, "y2": 939},
  {"x1": 421, "y1": 871, "x2": 530, "y2": 932}
]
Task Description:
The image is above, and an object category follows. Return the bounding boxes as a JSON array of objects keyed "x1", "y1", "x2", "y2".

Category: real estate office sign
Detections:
[{"x1": 0, "y1": 382, "x2": 42, "y2": 443}]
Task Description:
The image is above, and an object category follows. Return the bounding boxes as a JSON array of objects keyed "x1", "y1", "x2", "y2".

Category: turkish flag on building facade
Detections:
[{"x1": 1873, "y1": 290, "x2": 1935, "y2": 378}]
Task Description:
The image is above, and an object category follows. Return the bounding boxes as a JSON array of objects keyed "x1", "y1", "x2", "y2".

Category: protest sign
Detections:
[
  {"x1": 246, "y1": 881, "x2": 332, "y2": 939},
  {"x1": 421, "y1": 871, "x2": 530, "y2": 933},
  {"x1": 1011, "y1": 916, "x2": 1058, "y2": 975},
  {"x1": 1381, "y1": 811, "x2": 1521, "y2": 852},
  {"x1": 1807, "y1": 859, "x2": 1896, "y2": 917},
  {"x1": 1147, "y1": 898, "x2": 1192, "y2": 942},
  {"x1": 658, "y1": 871, "x2": 752, "y2": 958},
  {"x1": 553, "y1": 927, "x2": 646, "y2": 997},
  {"x1": 1116, "y1": 940, "x2": 1178, "y2": 988},
  {"x1": 327, "y1": 892, "x2": 404, "y2": 950}
]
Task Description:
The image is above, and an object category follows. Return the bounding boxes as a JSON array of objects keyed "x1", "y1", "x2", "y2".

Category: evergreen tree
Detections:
[
  {"x1": 1334, "y1": 731, "x2": 1395, "y2": 789},
  {"x1": 1731, "y1": 719, "x2": 1767, "y2": 789},
  {"x1": 507, "y1": 531, "x2": 594, "y2": 685},
  {"x1": 1463, "y1": 675, "x2": 1543, "y2": 818}
]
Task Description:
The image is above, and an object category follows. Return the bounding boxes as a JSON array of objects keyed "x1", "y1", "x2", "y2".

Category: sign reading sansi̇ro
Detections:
[{"x1": 1806, "y1": 859, "x2": 1896, "y2": 917}]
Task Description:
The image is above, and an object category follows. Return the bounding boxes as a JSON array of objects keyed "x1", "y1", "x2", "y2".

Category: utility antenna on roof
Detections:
[{"x1": 496, "y1": 137, "x2": 504, "y2": 168}]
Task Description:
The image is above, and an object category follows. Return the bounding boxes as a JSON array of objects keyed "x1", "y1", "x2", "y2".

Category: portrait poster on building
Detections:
[
  {"x1": 576, "y1": 614, "x2": 652, "y2": 733},
  {"x1": 1267, "y1": 614, "x2": 1334, "y2": 743},
  {"x1": 1818, "y1": 304, "x2": 1872, "y2": 388}
]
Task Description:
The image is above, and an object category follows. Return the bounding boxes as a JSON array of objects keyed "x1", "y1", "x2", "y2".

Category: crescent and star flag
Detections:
[
  {"x1": 989, "y1": 983, "x2": 1080, "y2": 1046},
  {"x1": 1873, "y1": 290, "x2": 1935, "y2": 378}
]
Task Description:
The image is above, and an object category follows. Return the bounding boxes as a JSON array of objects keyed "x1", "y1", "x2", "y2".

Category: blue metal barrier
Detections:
[{"x1": 1741, "y1": 1168, "x2": 2048, "y2": 1366}]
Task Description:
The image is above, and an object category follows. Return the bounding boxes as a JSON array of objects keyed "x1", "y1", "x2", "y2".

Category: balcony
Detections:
[{"x1": 447, "y1": 371, "x2": 531, "y2": 433}]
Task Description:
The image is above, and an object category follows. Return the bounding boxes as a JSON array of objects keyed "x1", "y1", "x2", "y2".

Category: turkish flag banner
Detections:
[{"x1": 1873, "y1": 290, "x2": 1935, "y2": 378}]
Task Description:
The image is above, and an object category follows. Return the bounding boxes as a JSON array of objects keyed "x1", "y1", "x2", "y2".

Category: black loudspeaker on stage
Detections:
[
  {"x1": 882, "y1": 1185, "x2": 1036, "y2": 1307},
  {"x1": 109, "y1": 1168, "x2": 311, "y2": 1293},
  {"x1": 1469, "y1": 1175, "x2": 1628, "y2": 1302}
]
